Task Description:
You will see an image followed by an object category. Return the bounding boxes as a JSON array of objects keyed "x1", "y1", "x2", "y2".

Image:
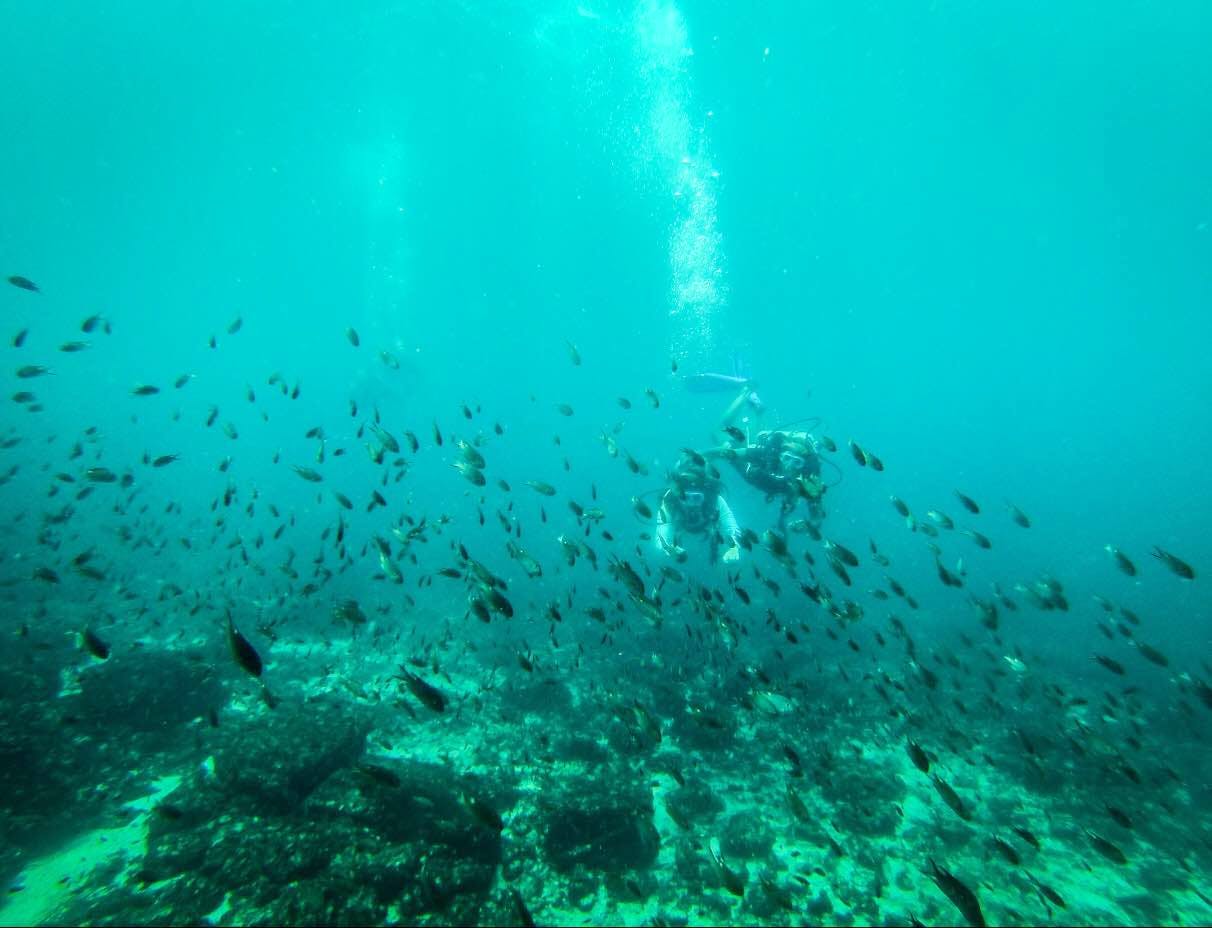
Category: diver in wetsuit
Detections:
[
  {"x1": 655, "y1": 455, "x2": 743, "y2": 564},
  {"x1": 728, "y1": 429, "x2": 826, "y2": 527}
]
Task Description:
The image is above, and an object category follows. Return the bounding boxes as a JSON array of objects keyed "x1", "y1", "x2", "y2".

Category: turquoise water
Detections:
[{"x1": 2, "y1": 1, "x2": 1210, "y2": 925}]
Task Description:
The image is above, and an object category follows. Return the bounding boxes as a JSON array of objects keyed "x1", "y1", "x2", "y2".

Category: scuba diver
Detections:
[
  {"x1": 724, "y1": 428, "x2": 827, "y2": 527},
  {"x1": 655, "y1": 452, "x2": 743, "y2": 564}
]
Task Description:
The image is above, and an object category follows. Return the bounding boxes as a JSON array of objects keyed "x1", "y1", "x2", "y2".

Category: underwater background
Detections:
[{"x1": 1, "y1": 0, "x2": 1210, "y2": 924}]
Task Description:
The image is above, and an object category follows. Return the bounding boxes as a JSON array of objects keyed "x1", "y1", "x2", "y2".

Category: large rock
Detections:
[
  {"x1": 69, "y1": 648, "x2": 225, "y2": 736},
  {"x1": 540, "y1": 769, "x2": 660, "y2": 875},
  {"x1": 102, "y1": 747, "x2": 504, "y2": 927},
  {"x1": 208, "y1": 700, "x2": 369, "y2": 814},
  {"x1": 817, "y1": 753, "x2": 906, "y2": 838},
  {"x1": 0, "y1": 646, "x2": 220, "y2": 877}
]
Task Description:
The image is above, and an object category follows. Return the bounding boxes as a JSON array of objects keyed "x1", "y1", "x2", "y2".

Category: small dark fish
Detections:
[
  {"x1": 782, "y1": 745, "x2": 803, "y2": 772},
  {"x1": 931, "y1": 774, "x2": 971, "y2": 820},
  {"x1": 556, "y1": 403, "x2": 574, "y2": 416},
  {"x1": 12, "y1": 328, "x2": 28, "y2": 347},
  {"x1": 487, "y1": 589, "x2": 514, "y2": 618},
  {"x1": 936, "y1": 559, "x2": 963, "y2": 588},
  {"x1": 152, "y1": 454, "x2": 178, "y2": 467},
  {"x1": 680, "y1": 447, "x2": 708, "y2": 468},
  {"x1": 1152, "y1": 546, "x2": 1195, "y2": 580},
  {"x1": 17, "y1": 365, "x2": 50, "y2": 378},
  {"x1": 132, "y1": 384, "x2": 160, "y2": 396},
  {"x1": 819, "y1": 435, "x2": 838, "y2": 452},
  {"x1": 1093, "y1": 654, "x2": 1126, "y2": 676},
  {"x1": 1011, "y1": 826, "x2": 1040, "y2": 850},
  {"x1": 174, "y1": 373, "x2": 193, "y2": 389},
  {"x1": 1028, "y1": 874, "x2": 1065, "y2": 909},
  {"x1": 292, "y1": 465, "x2": 323, "y2": 483},
  {"x1": 645, "y1": 387, "x2": 660, "y2": 408},
  {"x1": 1007, "y1": 502, "x2": 1031, "y2": 528},
  {"x1": 955, "y1": 490, "x2": 980, "y2": 514},
  {"x1": 1105, "y1": 545, "x2": 1136, "y2": 577},
  {"x1": 989, "y1": 835, "x2": 1020, "y2": 866},
  {"x1": 346, "y1": 327, "x2": 360, "y2": 347},
  {"x1": 463, "y1": 792, "x2": 505, "y2": 832},
  {"x1": 526, "y1": 480, "x2": 557, "y2": 497},
  {"x1": 81, "y1": 628, "x2": 110, "y2": 660},
  {"x1": 926, "y1": 510, "x2": 954, "y2": 530},
  {"x1": 961, "y1": 529, "x2": 991, "y2": 549},
  {"x1": 455, "y1": 462, "x2": 485, "y2": 486},
  {"x1": 399, "y1": 668, "x2": 447, "y2": 712},
  {"x1": 722, "y1": 425, "x2": 746, "y2": 444},
  {"x1": 617, "y1": 397, "x2": 632, "y2": 409},
  {"x1": 1086, "y1": 830, "x2": 1128, "y2": 865},
  {"x1": 824, "y1": 539, "x2": 859, "y2": 568},
  {"x1": 8, "y1": 275, "x2": 39, "y2": 292},
  {"x1": 708, "y1": 842, "x2": 746, "y2": 898},
  {"x1": 565, "y1": 340, "x2": 581, "y2": 366},
  {"x1": 59, "y1": 341, "x2": 89, "y2": 353},
  {"x1": 890, "y1": 495, "x2": 910, "y2": 517},
  {"x1": 928, "y1": 860, "x2": 985, "y2": 927},
  {"x1": 332, "y1": 490, "x2": 353, "y2": 510},
  {"x1": 786, "y1": 784, "x2": 811, "y2": 823},
  {"x1": 227, "y1": 316, "x2": 243, "y2": 335},
  {"x1": 85, "y1": 467, "x2": 118, "y2": 483},
  {"x1": 1105, "y1": 805, "x2": 1132, "y2": 829},
  {"x1": 906, "y1": 740, "x2": 930, "y2": 774},
  {"x1": 849, "y1": 439, "x2": 867, "y2": 466},
  {"x1": 227, "y1": 613, "x2": 263, "y2": 677},
  {"x1": 469, "y1": 598, "x2": 491, "y2": 623},
  {"x1": 433, "y1": 420, "x2": 443, "y2": 447},
  {"x1": 81, "y1": 314, "x2": 103, "y2": 333},
  {"x1": 1134, "y1": 641, "x2": 1169, "y2": 667}
]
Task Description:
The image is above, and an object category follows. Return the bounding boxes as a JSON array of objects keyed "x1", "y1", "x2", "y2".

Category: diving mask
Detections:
[{"x1": 779, "y1": 451, "x2": 806, "y2": 473}]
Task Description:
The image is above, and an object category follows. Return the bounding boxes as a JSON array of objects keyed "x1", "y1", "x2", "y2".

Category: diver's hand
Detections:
[
  {"x1": 722, "y1": 544, "x2": 740, "y2": 563},
  {"x1": 661, "y1": 540, "x2": 687, "y2": 560}
]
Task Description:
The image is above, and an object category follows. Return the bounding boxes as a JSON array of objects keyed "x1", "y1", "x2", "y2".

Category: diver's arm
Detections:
[
  {"x1": 703, "y1": 444, "x2": 743, "y2": 461},
  {"x1": 716, "y1": 496, "x2": 742, "y2": 562},
  {"x1": 719, "y1": 383, "x2": 754, "y2": 429},
  {"x1": 717, "y1": 496, "x2": 740, "y2": 538}
]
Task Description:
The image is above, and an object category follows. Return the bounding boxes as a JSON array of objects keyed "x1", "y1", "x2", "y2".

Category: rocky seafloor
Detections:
[{"x1": 3, "y1": 621, "x2": 1211, "y2": 927}]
